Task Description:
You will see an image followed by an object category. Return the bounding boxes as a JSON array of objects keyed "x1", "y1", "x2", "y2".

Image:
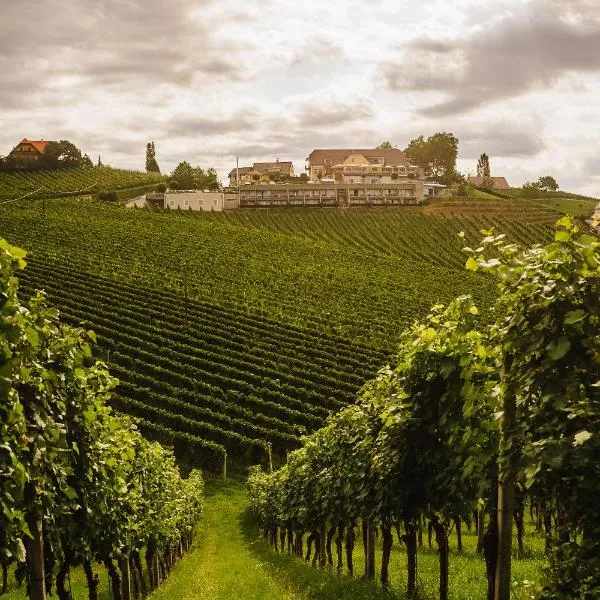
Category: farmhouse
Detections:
[
  {"x1": 306, "y1": 148, "x2": 423, "y2": 183},
  {"x1": 8, "y1": 138, "x2": 53, "y2": 163},
  {"x1": 467, "y1": 176, "x2": 510, "y2": 189},
  {"x1": 228, "y1": 160, "x2": 295, "y2": 186}
]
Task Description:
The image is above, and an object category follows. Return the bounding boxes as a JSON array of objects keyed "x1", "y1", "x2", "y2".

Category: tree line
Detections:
[
  {"x1": 0, "y1": 239, "x2": 204, "y2": 600},
  {"x1": 248, "y1": 216, "x2": 599, "y2": 600}
]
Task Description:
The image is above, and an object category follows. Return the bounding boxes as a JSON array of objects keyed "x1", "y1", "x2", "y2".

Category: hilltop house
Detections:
[
  {"x1": 306, "y1": 148, "x2": 423, "y2": 183},
  {"x1": 8, "y1": 138, "x2": 54, "y2": 164},
  {"x1": 467, "y1": 176, "x2": 510, "y2": 189},
  {"x1": 228, "y1": 160, "x2": 295, "y2": 186}
]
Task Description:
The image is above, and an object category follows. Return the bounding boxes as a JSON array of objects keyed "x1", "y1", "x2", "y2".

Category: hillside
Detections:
[
  {"x1": 0, "y1": 166, "x2": 165, "y2": 200},
  {"x1": 0, "y1": 197, "x2": 563, "y2": 469}
]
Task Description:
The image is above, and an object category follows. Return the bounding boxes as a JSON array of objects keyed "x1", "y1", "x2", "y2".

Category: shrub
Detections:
[
  {"x1": 169, "y1": 180, "x2": 179, "y2": 190},
  {"x1": 455, "y1": 184, "x2": 467, "y2": 197},
  {"x1": 97, "y1": 190, "x2": 118, "y2": 202},
  {"x1": 156, "y1": 183, "x2": 167, "y2": 193}
]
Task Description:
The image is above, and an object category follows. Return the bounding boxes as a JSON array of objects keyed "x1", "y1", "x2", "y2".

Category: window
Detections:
[{"x1": 184, "y1": 199, "x2": 189, "y2": 207}]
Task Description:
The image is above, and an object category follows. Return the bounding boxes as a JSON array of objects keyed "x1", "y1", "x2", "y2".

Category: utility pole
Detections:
[{"x1": 236, "y1": 156, "x2": 240, "y2": 208}]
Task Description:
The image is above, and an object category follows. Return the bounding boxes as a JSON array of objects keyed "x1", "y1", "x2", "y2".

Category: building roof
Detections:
[
  {"x1": 228, "y1": 166, "x2": 253, "y2": 177},
  {"x1": 14, "y1": 138, "x2": 51, "y2": 154},
  {"x1": 467, "y1": 176, "x2": 510, "y2": 189},
  {"x1": 307, "y1": 148, "x2": 410, "y2": 166},
  {"x1": 253, "y1": 161, "x2": 293, "y2": 173}
]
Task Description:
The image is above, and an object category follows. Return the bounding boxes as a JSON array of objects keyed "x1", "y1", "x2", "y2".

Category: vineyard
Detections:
[
  {"x1": 0, "y1": 197, "x2": 569, "y2": 471},
  {"x1": 0, "y1": 166, "x2": 166, "y2": 200},
  {"x1": 0, "y1": 242, "x2": 204, "y2": 600},
  {"x1": 248, "y1": 220, "x2": 600, "y2": 599}
]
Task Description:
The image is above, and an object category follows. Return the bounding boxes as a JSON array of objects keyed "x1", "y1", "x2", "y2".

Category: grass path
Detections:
[{"x1": 149, "y1": 478, "x2": 395, "y2": 600}]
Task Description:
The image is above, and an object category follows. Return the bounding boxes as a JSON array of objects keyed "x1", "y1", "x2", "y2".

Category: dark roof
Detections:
[
  {"x1": 307, "y1": 148, "x2": 410, "y2": 166},
  {"x1": 228, "y1": 166, "x2": 253, "y2": 177},
  {"x1": 467, "y1": 176, "x2": 510, "y2": 189},
  {"x1": 253, "y1": 161, "x2": 293, "y2": 173}
]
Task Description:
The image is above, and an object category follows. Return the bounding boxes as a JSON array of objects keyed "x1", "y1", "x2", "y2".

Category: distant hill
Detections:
[{"x1": 0, "y1": 166, "x2": 166, "y2": 201}]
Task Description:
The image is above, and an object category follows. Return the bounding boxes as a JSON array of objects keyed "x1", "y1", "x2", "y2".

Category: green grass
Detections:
[{"x1": 527, "y1": 197, "x2": 597, "y2": 217}]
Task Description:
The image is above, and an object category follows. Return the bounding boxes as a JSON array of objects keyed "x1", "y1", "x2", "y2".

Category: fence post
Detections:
[{"x1": 222, "y1": 451, "x2": 227, "y2": 481}]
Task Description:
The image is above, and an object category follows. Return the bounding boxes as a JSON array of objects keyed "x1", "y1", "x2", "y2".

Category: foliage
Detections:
[
  {"x1": 522, "y1": 181, "x2": 541, "y2": 198},
  {"x1": 145, "y1": 142, "x2": 161, "y2": 174},
  {"x1": 405, "y1": 132, "x2": 459, "y2": 182},
  {"x1": 467, "y1": 216, "x2": 600, "y2": 598},
  {"x1": 97, "y1": 190, "x2": 118, "y2": 202},
  {"x1": 376, "y1": 141, "x2": 395, "y2": 150},
  {"x1": 0, "y1": 237, "x2": 205, "y2": 598},
  {"x1": 477, "y1": 153, "x2": 491, "y2": 178},
  {"x1": 170, "y1": 162, "x2": 220, "y2": 190},
  {"x1": 537, "y1": 176, "x2": 559, "y2": 192}
]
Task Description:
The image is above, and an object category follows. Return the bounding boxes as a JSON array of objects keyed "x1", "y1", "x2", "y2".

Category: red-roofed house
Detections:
[{"x1": 9, "y1": 138, "x2": 54, "y2": 164}]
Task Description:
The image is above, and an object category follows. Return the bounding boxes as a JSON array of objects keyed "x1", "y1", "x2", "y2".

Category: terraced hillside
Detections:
[
  {"x1": 0, "y1": 197, "x2": 566, "y2": 470},
  {"x1": 0, "y1": 166, "x2": 165, "y2": 200},
  {"x1": 0, "y1": 200, "x2": 497, "y2": 348}
]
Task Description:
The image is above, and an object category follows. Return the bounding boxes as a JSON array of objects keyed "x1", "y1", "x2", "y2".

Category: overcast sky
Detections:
[{"x1": 2, "y1": 0, "x2": 599, "y2": 194}]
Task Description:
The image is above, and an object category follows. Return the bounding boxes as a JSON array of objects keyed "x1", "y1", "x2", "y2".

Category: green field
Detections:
[{"x1": 0, "y1": 196, "x2": 567, "y2": 469}]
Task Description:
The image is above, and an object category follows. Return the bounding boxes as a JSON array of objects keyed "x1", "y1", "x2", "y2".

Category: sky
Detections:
[{"x1": 1, "y1": 0, "x2": 599, "y2": 194}]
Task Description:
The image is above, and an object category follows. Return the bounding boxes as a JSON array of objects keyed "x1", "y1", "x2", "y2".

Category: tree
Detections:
[
  {"x1": 97, "y1": 155, "x2": 103, "y2": 167},
  {"x1": 193, "y1": 166, "x2": 220, "y2": 190},
  {"x1": 145, "y1": 142, "x2": 160, "y2": 173},
  {"x1": 171, "y1": 162, "x2": 195, "y2": 189},
  {"x1": 477, "y1": 153, "x2": 490, "y2": 178},
  {"x1": 82, "y1": 153, "x2": 93, "y2": 168},
  {"x1": 377, "y1": 141, "x2": 394, "y2": 150},
  {"x1": 537, "y1": 175, "x2": 559, "y2": 192},
  {"x1": 38, "y1": 140, "x2": 85, "y2": 169},
  {"x1": 405, "y1": 133, "x2": 459, "y2": 182}
]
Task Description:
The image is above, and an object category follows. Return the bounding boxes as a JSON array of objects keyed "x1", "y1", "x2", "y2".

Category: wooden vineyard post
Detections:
[
  {"x1": 182, "y1": 261, "x2": 188, "y2": 318},
  {"x1": 267, "y1": 443, "x2": 273, "y2": 473},
  {"x1": 495, "y1": 355, "x2": 515, "y2": 600},
  {"x1": 120, "y1": 556, "x2": 131, "y2": 600},
  {"x1": 222, "y1": 451, "x2": 227, "y2": 481},
  {"x1": 28, "y1": 517, "x2": 46, "y2": 600}
]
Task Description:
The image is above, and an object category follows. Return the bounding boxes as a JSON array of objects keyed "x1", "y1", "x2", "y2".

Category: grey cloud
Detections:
[
  {"x1": 383, "y1": 0, "x2": 600, "y2": 116},
  {"x1": 292, "y1": 97, "x2": 375, "y2": 127},
  {"x1": 0, "y1": 0, "x2": 247, "y2": 110},
  {"x1": 167, "y1": 113, "x2": 258, "y2": 137},
  {"x1": 459, "y1": 126, "x2": 546, "y2": 159}
]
